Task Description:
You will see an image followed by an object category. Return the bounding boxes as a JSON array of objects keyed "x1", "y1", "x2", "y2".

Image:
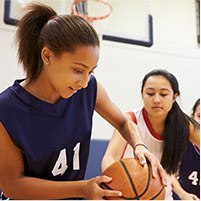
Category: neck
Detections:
[
  {"x1": 147, "y1": 113, "x2": 166, "y2": 137},
  {"x1": 21, "y1": 71, "x2": 61, "y2": 103}
]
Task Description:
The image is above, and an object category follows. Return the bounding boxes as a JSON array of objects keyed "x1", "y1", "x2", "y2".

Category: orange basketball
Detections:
[{"x1": 101, "y1": 158, "x2": 165, "y2": 200}]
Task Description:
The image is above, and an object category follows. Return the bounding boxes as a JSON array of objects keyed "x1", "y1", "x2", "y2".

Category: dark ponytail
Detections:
[
  {"x1": 141, "y1": 69, "x2": 199, "y2": 174},
  {"x1": 16, "y1": 3, "x2": 99, "y2": 82},
  {"x1": 16, "y1": 3, "x2": 57, "y2": 81},
  {"x1": 161, "y1": 102, "x2": 190, "y2": 174}
]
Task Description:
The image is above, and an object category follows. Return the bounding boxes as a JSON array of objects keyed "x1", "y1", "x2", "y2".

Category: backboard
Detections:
[
  {"x1": 3, "y1": 0, "x2": 153, "y2": 47},
  {"x1": 102, "y1": 0, "x2": 153, "y2": 47}
]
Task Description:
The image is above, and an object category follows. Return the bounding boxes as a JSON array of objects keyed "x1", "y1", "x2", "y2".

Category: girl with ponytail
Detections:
[
  {"x1": 0, "y1": 3, "x2": 166, "y2": 200},
  {"x1": 102, "y1": 69, "x2": 200, "y2": 200}
]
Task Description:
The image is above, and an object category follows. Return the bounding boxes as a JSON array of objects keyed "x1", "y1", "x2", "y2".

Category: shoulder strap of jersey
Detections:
[{"x1": 127, "y1": 111, "x2": 138, "y2": 124}]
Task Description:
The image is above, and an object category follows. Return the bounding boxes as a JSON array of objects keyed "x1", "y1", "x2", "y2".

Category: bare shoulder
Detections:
[
  {"x1": 0, "y1": 122, "x2": 24, "y2": 186},
  {"x1": 0, "y1": 122, "x2": 19, "y2": 151}
]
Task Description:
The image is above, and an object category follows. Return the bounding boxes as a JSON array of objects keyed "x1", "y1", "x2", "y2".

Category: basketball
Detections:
[{"x1": 101, "y1": 158, "x2": 165, "y2": 200}]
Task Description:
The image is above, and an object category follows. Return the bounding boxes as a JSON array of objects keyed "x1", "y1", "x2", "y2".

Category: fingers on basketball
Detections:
[
  {"x1": 101, "y1": 158, "x2": 165, "y2": 200},
  {"x1": 95, "y1": 175, "x2": 112, "y2": 185},
  {"x1": 102, "y1": 189, "x2": 122, "y2": 199}
]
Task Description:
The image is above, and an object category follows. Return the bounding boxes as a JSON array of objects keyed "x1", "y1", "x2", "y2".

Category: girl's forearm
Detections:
[{"x1": 3, "y1": 177, "x2": 86, "y2": 200}]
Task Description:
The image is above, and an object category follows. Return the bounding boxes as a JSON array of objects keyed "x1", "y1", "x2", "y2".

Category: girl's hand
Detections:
[
  {"x1": 134, "y1": 143, "x2": 167, "y2": 186},
  {"x1": 84, "y1": 175, "x2": 122, "y2": 200}
]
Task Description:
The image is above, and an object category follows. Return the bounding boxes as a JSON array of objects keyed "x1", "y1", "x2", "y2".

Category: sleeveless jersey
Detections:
[
  {"x1": 0, "y1": 75, "x2": 97, "y2": 195},
  {"x1": 173, "y1": 141, "x2": 200, "y2": 199},
  {"x1": 122, "y1": 108, "x2": 173, "y2": 200}
]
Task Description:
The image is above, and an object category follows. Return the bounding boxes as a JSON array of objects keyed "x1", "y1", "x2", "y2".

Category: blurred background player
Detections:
[{"x1": 172, "y1": 98, "x2": 200, "y2": 200}]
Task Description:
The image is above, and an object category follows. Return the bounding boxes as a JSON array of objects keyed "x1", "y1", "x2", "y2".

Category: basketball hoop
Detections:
[{"x1": 71, "y1": 0, "x2": 112, "y2": 24}]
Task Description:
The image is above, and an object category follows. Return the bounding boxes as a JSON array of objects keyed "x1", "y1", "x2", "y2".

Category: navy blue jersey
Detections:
[
  {"x1": 173, "y1": 141, "x2": 200, "y2": 199},
  {"x1": 0, "y1": 75, "x2": 97, "y2": 183}
]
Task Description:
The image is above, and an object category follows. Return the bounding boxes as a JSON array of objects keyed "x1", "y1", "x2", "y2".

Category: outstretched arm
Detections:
[
  {"x1": 95, "y1": 82, "x2": 166, "y2": 185},
  {"x1": 101, "y1": 122, "x2": 127, "y2": 172}
]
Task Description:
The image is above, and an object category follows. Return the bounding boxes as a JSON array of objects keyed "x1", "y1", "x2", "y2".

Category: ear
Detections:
[{"x1": 41, "y1": 47, "x2": 53, "y2": 65}]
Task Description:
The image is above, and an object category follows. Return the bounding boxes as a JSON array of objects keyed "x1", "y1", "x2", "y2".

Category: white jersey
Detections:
[{"x1": 122, "y1": 108, "x2": 173, "y2": 200}]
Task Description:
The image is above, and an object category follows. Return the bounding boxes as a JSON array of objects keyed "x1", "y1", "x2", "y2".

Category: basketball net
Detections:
[{"x1": 71, "y1": 0, "x2": 112, "y2": 39}]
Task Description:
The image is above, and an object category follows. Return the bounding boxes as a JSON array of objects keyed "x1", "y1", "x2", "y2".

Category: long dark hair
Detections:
[
  {"x1": 16, "y1": 3, "x2": 100, "y2": 82},
  {"x1": 141, "y1": 69, "x2": 199, "y2": 174},
  {"x1": 192, "y1": 98, "x2": 200, "y2": 117}
]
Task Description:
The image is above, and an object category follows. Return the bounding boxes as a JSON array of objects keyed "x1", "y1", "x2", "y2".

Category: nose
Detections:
[
  {"x1": 153, "y1": 94, "x2": 161, "y2": 103},
  {"x1": 77, "y1": 75, "x2": 90, "y2": 89}
]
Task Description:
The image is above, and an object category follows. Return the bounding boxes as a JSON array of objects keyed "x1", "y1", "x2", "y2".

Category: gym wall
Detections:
[{"x1": 0, "y1": 0, "x2": 199, "y2": 141}]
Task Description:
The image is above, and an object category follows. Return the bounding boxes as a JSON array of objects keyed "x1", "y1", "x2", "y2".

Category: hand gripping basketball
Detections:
[{"x1": 101, "y1": 158, "x2": 165, "y2": 200}]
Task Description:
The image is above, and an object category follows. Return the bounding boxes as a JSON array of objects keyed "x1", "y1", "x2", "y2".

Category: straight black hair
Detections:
[{"x1": 192, "y1": 98, "x2": 200, "y2": 117}]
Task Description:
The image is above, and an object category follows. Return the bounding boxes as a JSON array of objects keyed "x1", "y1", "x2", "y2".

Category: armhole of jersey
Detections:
[
  {"x1": 127, "y1": 111, "x2": 137, "y2": 124},
  {"x1": 121, "y1": 111, "x2": 138, "y2": 159}
]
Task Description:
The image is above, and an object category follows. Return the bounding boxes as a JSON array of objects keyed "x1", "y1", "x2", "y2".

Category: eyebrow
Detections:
[
  {"x1": 145, "y1": 87, "x2": 171, "y2": 92},
  {"x1": 73, "y1": 62, "x2": 97, "y2": 70}
]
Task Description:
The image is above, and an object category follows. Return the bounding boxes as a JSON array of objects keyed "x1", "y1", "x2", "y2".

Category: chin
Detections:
[
  {"x1": 62, "y1": 92, "x2": 76, "y2": 99},
  {"x1": 62, "y1": 94, "x2": 73, "y2": 99}
]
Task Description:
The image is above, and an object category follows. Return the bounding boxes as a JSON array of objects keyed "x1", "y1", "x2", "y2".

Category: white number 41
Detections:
[{"x1": 51, "y1": 142, "x2": 80, "y2": 176}]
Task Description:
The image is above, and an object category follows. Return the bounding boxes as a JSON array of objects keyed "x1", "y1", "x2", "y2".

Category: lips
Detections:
[
  {"x1": 152, "y1": 106, "x2": 162, "y2": 109},
  {"x1": 69, "y1": 86, "x2": 79, "y2": 94}
]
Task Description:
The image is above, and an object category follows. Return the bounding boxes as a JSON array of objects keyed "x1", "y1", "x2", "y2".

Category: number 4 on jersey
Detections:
[
  {"x1": 52, "y1": 142, "x2": 80, "y2": 176},
  {"x1": 188, "y1": 171, "x2": 199, "y2": 186}
]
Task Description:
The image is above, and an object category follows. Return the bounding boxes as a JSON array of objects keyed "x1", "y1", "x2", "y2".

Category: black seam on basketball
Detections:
[
  {"x1": 121, "y1": 195, "x2": 139, "y2": 200},
  {"x1": 102, "y1": 161, "x2": 164, "y2": 200},
  {"x1": 120, "y1": 160, "x2": 140, "y2": 200},
  {"x1": 150, "y1": 185, "x2": 165, "y2": 200},
  {"x1": 101, "y1": 183, "x2": 113, "y2": 190},
  {"x1": 137, "y1": 162, "x2": 151, "y2": 198}
]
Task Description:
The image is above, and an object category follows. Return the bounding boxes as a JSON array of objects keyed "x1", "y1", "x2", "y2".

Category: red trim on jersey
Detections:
[
  {"x1": 121, "y1": 111, "x2": 138, "y2": 159},
  {"x1": 121, "y1": 143, "x2": 128, "y2": 159},
  {"x1": 127, "y1": 111, "x2": 137, "y2": 124},
  {"x1": 142, "y1": 108, "x2": 164, "y2": 140}
]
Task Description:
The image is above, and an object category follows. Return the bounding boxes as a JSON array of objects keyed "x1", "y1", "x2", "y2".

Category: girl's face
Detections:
[
  {"x1": 193, "y1": 105, "x2": 200, "y2": 123},
  {"x1": 142, "y1": 75, "x2": 177, "y2": 118},
  {"x1": 42, "y1": 45, "x2": 99, "y2": 100}
]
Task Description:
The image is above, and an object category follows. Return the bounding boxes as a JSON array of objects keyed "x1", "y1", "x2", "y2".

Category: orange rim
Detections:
[{"x1": 71, "y1": 0, "x2": 112, "y2": 22}]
